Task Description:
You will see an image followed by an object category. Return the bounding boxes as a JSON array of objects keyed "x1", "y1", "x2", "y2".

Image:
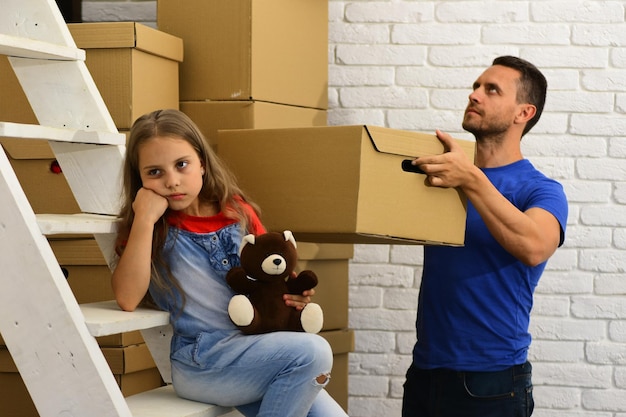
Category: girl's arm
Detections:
[{"x1": 112, "y1": 188, "x2": 168, "y2": 311}]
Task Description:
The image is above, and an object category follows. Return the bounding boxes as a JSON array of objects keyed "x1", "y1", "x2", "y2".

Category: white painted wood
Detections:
[
  {"x1": 48, "y1": 141, "x2": 125, "y2": 215},
  {"x1": 1, "y1": 0, "x2": 78, "y2": 47},
  {"x1": 126, "y1": 386, "x2": 235, "y2": 417},
  {"x1": 37, "y1": 213, "x2": 120, "y2": 235},
  {"x1": 141, "y1": 325, "x2": 174, "y2": 384},
  {"x1": 0, "y1": 147, "x2": 133, "y2": 417},
  {"x1": 0, "y1": 33, "x2": 84, "y2": 60},
  {"x1": 10, "y1": 57, "x2": 118, "y2": 133},
  {"x1": 0, "y1": 3, "x2": 239, "y2": 416},
  {"x1": 0, "y1": 121, "x2": 125, "y2": 145},
  {"x1": 94, "y1": 231, "x2": 121, "y2": 268},
  {"x1": 219, "y1": 411, "x2": 245, "y2": 417},
  {"x1": 81, "y1": 300, "x2": 170, "y2": 337}
]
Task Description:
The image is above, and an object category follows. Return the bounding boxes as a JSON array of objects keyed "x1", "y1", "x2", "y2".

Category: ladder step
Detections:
[
  {"x1": 81, "y1": 300, "x2": 170, "y2": 337},
  {"x1": 37, "y1": 213, "x2": 120, "y2": 235},
  {"x1": 0, "y1": 121, "x2": 125, "y2": 145},
  {"x1": 0, "y1": 33, "x2": 85, "y2": 60},
  {"x1": 126, "y1": 385, "x2": 236, "y2": 417}
]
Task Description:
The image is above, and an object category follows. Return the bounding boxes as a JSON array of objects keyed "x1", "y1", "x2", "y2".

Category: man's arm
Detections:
[{"x1": 413, "y1": 131, "x2": 561, "y2": 266}]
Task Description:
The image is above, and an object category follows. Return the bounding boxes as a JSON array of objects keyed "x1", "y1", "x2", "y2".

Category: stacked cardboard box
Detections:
[
  {"x1": 0, "y1": 238, "x2": 164, "y2": 417},
  {"x1": 0, "y1": 22, "x2": 183, "y2": 130},
  {"x1": 156, "y1": 1, "x2": 355, "y2": 409},
  {"x1": 157, "y1": 0, "x2": 329, "y2": 145},
  {"x1": 0, "y1": 22, "x2": 183, "y2": 214},
  {"x1": 0, "y1": 344, "x2": 163, "y2": 417},
  {"x1": 0, "y1": 22, "x2": 184, "y2": 415},
  {"x1": 299, "y1": 243, "x2": 354, "y2": 411},
  {"x1": 67, "y1": 22, "x2": 183, "y2": 130},
  {"x1": 319, "y1": 329, "x2": 354, "y2": 412},
  {"x1": 1, "y1": 3, "x2": 357, "y2": 412}
]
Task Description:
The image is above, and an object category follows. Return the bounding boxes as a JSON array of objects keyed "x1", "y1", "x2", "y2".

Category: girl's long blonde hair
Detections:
[{"x1": 117, "y1": 109, "x2": 261, "y2": 309}]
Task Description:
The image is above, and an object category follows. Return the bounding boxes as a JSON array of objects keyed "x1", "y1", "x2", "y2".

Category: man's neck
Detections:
[{"x1": 474, "y1": 135, "x2": 523, "y2": 168}]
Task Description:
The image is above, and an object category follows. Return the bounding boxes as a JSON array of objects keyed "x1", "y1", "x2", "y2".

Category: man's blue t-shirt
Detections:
[{"x1": 413, "y1": 159, "x2": 568, "y2": 371}]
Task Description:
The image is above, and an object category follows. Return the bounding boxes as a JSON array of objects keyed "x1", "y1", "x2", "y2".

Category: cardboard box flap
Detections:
[
  {"x1": 365, "y1": 125, "x2": 475, "y2": 160},
  {"x1": 0, "y1": 138, "x2": 54, "y2": 160},
  {"x1": 68, "y1": 22, "x2": 183, "y2": 62}
]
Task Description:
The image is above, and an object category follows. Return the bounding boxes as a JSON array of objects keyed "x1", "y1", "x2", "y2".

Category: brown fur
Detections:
[{"x1": 226, "y1": 232, "x2": 318, "y2": 334}]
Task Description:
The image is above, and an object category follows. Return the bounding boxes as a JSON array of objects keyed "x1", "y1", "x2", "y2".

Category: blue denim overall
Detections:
[{"x1": 150, "y1": 223, "x2": 347, "y2": 417}]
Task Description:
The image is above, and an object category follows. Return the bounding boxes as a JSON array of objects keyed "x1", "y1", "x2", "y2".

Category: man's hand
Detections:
[{"x1": 412, "y1": 130, "x2": 475, "y2": 189}]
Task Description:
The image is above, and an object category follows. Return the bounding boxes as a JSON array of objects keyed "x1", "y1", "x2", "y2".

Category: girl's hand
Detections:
[
  {"x1": 132, "y1": 187, "x2": 169, "y2": 224},
  {"x1": 284, "y1": 288, "x2": 315, "y2": 311}
]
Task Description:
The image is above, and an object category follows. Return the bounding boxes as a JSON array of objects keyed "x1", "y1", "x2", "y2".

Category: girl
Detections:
[{"x1": 112, "y1": 109, "x2": 347, "y2": 417}]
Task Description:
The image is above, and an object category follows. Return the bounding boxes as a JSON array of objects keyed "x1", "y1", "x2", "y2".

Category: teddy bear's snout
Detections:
[{"x1": 262, "y1": 254, "x2": 287, "y2": 275}]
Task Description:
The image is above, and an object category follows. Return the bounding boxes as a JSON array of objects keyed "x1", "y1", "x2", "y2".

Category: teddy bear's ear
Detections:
[
  {"x1": 239, "y1": 234, "x2": 256, "y2": 255},
  {"x1": 283, "y1": 230, "x2": 297, "y2": 249}
]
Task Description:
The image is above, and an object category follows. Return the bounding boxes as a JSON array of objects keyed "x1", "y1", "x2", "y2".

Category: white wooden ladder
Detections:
[{"x1": 0, "y1": 1, "x2": 238, "y2": 416}]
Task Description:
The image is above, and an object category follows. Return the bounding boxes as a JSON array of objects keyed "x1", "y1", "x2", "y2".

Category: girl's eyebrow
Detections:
[
  {"x1": 140, "y1": 154, "x2": 193, "y2": 171},
  {"x1": 141, "y1": 164, "x2": 160, "y2": 171}
]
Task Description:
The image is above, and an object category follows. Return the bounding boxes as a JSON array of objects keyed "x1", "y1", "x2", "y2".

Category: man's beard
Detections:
[{"x1": 462, "y1": 115, "x2": 508, "y2": 144}]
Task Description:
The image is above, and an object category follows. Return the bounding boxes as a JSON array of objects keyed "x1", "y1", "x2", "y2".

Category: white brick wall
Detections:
[{"x1": 82, "y1": 1, "x2": 626, "y2": 415}]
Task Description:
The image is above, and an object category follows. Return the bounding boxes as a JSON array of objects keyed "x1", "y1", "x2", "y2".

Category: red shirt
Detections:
[{"x1": 166, "y1": 200, "x2": 265, "y2": 235}]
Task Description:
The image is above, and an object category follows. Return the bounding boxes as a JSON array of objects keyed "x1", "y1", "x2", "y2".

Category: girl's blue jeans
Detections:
[
  {"x1": 170, "y1": 329, "x2": 348, "y2": 417},
  {"x1": 402, "y1": 361, "x2": 534, "y2": 417}
]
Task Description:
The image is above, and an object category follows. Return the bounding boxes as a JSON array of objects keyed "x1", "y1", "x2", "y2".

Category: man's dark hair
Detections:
[{"x1": 492, "y1": 56, "x2": 547, "y2": 136}]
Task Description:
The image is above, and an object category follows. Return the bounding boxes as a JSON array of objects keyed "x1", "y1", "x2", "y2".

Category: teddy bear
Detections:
[{"x1": 226, "y1": 230, "x2": 324, "y2": 335}]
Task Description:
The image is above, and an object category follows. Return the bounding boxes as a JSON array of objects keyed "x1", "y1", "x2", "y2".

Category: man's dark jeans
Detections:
[{"x1": 402, "y1": 361, "x2": 534, "y2": 417}]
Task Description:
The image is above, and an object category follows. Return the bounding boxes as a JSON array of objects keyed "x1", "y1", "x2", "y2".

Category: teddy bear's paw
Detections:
[
  {"x1": 228, "y1": 295, "x2": 255, "y2": 327},
  {"x1": 301, "y1": 302, "x2": 324, "y2": 334}
]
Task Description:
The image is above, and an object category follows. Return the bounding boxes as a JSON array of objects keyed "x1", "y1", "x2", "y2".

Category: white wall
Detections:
[{"x1": 82, "y1": 1, "x2": 626, "y2": 416}]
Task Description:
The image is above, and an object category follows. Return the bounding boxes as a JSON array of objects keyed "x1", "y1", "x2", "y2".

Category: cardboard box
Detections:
[
  {"x1": 181, "y1": 100, "x2": 327, "y2": 146},
  {"x1": 47, "y1": 238, "x2": 144, "y2": 347},
  {"x1": 50, "y1": 238, "x2": 350, "y2": 331},
  {"x1": 320, "y1": 329, "x2": 354, "y2": 412},
  {"x1": 49, "y1": 238, "x2": 114, "y2": 303},
  {"x1": 0, "y1": 330, "x2": 349, "y2": 415},
  {"x1": 218, "y1": 125, "x2": 475, "y2": 245},
  {"x1": 0, "y1": 56, "x2": 38, "y2": 124},
  {"x1": 0, "y1": 373, "x2": 39, "y2": 417},
  {"x1": 0, "y1": 346, "x2": 163, "y2": 416},
  {"x1": 0, "y1": 131, "x2": 129, "y2": 216},
  {"x1": 0, "y1": 139, "x2": 80, "y2": 214},
  {"x1": 115, "y1": 367, "x2": 164, "y2": 397},
  {"x1": 158, "y1": 0, "x2": 328, "y2": 109},
  {"x1": 297, "y1": 242, "x2": 352, "y2": 331},
  {"x1": 68, "y1": 22, "x2": 183, "y2": 129},
  {"x1": 101, "y1": 344, "x2": 157, "y2": 375},
  {"x1": 0, "y1": 23, "x2": 183, "y2": 129}
]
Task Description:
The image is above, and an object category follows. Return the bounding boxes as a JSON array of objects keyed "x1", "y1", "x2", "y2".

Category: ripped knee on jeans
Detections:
[{"x1": 315, "y1": 372, "x2": 331, "y2": 386}]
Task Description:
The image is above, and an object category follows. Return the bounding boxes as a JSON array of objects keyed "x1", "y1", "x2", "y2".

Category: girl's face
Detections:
[{"x1": 138, "y1": 135, "x2": 206, "y2": 216}]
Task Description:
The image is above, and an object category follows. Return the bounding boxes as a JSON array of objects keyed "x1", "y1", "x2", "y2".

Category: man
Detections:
[{"x1": 402, "y1": 56, "x2": 568, "y2": 417}]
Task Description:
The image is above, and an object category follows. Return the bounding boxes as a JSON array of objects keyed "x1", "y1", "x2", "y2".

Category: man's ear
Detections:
[{"x1": 515, "y1": 103, "x2": 536, "y2": 125}]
